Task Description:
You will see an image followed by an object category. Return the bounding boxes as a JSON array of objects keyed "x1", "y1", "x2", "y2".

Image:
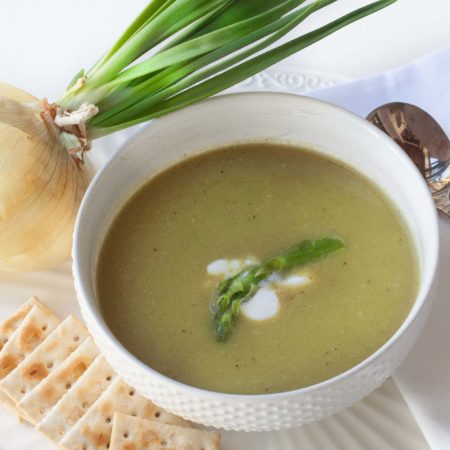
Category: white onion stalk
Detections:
[{"x1": 0, "y1": 0, "x2": 395, "y2": 271}]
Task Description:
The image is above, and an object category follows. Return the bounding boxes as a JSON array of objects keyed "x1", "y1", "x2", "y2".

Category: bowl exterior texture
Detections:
[{"x1": 74, "y1": 93, "x2": 438, "y2": 431}]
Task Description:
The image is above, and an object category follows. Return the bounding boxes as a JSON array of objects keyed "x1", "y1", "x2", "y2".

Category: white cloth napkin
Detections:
[{"x1": 310, "y1": 46, "x2": 450, "y2": 450}]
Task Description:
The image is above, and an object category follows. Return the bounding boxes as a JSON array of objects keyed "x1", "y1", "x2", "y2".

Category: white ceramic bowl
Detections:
[{"x1": 73, "y1": 92, "x2": 439, "y2": 432}]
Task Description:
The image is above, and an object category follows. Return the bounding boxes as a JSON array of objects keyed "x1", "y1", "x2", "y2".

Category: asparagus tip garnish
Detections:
[{"x1": 212, "y1": 237, "x2": 344, "y2": 342}]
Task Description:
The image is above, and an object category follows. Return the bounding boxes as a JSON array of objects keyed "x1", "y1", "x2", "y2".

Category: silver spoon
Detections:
[{"x1": 367, "y1": 102, "x2": 450, "y2": 217}]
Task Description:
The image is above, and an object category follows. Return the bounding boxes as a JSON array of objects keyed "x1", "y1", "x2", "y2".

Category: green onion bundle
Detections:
[{"x1": 60, "y1": 0, "x2": 396, "y2": 137}]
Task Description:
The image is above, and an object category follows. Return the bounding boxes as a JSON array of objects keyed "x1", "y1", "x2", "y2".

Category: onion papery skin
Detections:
[{"x1": 0, "y1": 83, "x2": 90, "y2": 272}]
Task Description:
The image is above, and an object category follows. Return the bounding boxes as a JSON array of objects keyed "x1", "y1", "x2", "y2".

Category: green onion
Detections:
[{"x1": 57, "y1": 0, "x2": 397, "y2": 139}]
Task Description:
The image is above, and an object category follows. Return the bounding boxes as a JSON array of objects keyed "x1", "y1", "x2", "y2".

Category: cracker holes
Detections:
[
  {"x1": 155, "y1": 411, "x2": 160, "y2": 418},
  {"x1": 20, "y1": 388, "x2": 26, "y2": 394},
  {"x1": 106, "y1": 443, "x2": 110, "y2": 448},
  {"x1": 65, "y1": 383, "x2": 72, "y2": 390},
  {"x1": 46, "y1": 362, "x2": 53, "y2": 369},
  {"x1": 106, "y1": 375, "x2": 112, "y2": 381},
  {"x1": 161, "y1": 440, "x2": 167, "y2": 447},
  {"x1": 73, "y1": 336, "x2": 80, "y2": 342},
  {"x1": 41, "y1": 325, "x2": 47, "y2": 331},
  {"x1": 105, "y1": 416, "x2": 111, "y2": 424},
  {"x1": 128, "y1": 390, "x2": 135, "y2": 397},
  {"x1": 123, "y1": 432, "x2": 129, "y2": 439},
  {"x1": 3, "y1": 338, "x2": 8, "y2": 344},
  {"x1": 82, "y1": 402, "x2": 89, "y2": 409}
]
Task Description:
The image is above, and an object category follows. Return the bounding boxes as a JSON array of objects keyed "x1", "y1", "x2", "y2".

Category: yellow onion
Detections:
[{"x1": 0, "y1": 84, "x2": 89, "y2": 271}]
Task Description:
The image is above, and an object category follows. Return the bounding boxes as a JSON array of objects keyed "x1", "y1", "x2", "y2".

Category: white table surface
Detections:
[{"x1": 0, "y1": 1, "x2": 449, "y2": 449}]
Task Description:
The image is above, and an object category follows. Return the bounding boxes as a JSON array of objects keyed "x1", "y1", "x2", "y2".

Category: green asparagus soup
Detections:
[{"x1": 96, "y1": 143, "x2": 418, "y2": 394}]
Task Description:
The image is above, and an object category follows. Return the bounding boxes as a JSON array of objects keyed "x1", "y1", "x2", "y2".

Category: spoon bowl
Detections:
[{"x1": 367, "y1": 102, "x2": 450, "y2": 216}]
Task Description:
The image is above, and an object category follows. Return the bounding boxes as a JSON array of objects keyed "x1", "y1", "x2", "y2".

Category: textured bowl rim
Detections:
[{"x1": 73, "y1": 91, "x2": 439, "y2": 401}]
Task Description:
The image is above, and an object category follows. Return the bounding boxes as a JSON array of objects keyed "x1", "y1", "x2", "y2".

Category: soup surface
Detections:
[{"x1": 97, "y1": 143, "x2": 418, "y2": 394}]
